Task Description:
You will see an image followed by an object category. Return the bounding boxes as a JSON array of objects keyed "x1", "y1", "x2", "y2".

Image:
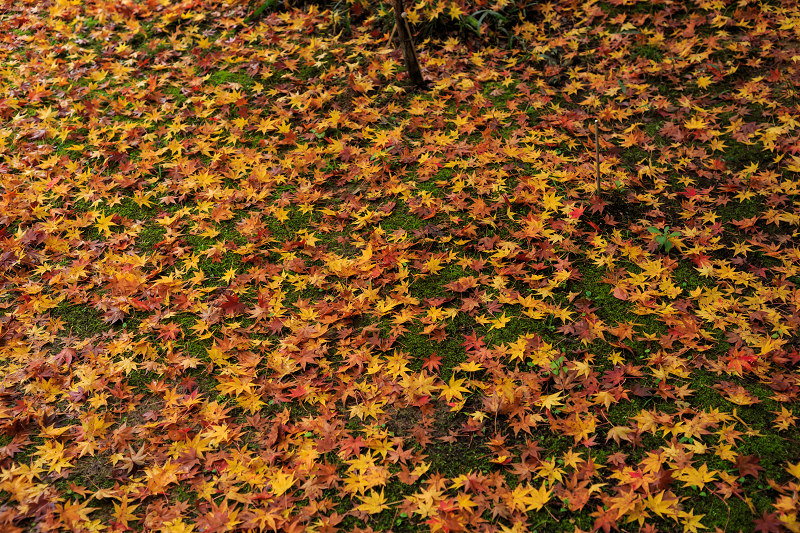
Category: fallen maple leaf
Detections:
[{"x1": 357, "y1": 489, "x2": 390, "y2": 514}]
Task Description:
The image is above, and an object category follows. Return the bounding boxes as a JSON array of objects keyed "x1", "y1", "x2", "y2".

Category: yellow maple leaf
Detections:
[
  {"x1": 677, "y1": 463, "x2": 717, "y2": 490},
  {"x1": 94, "y1": 211, "x2": 116, "y2": 237},
  {"x1": 606, "y1": 425, "x2": 634, "y2": 444},
  {"x1": 489, "y1": 312, "x2": 511, "y2": 330},
  {"x1": 439, "y1": 375, "x2": 470, "y2": 403},
  {"x1": 456, "y1": 360, "x2": 483, "y2": 372},
  {"x1": 695, "y1": 75, "x2": 713, "y2": 89},
  {"x1": 269, "y1": 470, "x2": 296, "y2": 497},
  {"x1": 646, "y1": 490, "x2": 678, "y2": 517},
  {"x1": 357, "y1": 489, "x2": 389, "y2": 514},
  {"x1": 272, "y1": 206, "x2": 289, "y2": 223},
  {"x1": 679, "y1": 509, "x2": 707, "y2": 533},
  {"x1": 542, "y1": 191, "x2": 563, "y2": 212},
  {"x1": 786, "y1": 461, "x2": 800, "y2": 479},
  {"x1": 161, "y1": 518, "x2": 196, "y2": 533},
  {"x1": 112, "y1": 496, "x2": 140, "y2": 528},
  {"x1": 508, "y1": 483, "x2": 544, "y2": 512},
  {"x1": 425, "y1": 255, "x2": 444, "y2": 274},
  {"x1": 527, "y1": 482, "x2": 552, "y2": 511},
  {"x1": 537, "y1": 392, "x2": 564, "y2": 410},
  {"x1": 358, "y1": 242, "x2": 373, "y2": 265},
  {"x1": 684, "y1": 116, "x2": 708, "y2": 130},
  {"x1": 221, "y1": 267, "x2": 237, "y2": 284}
]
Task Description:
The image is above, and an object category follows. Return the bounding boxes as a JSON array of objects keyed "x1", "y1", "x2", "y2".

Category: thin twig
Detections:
[{"x1": 595, "y1": 119, "x2": 601, "y2": 196}]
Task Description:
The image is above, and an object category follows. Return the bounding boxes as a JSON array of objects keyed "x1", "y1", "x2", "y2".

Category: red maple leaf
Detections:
[{"x1": 220, "y1": 293, "x2": 245, "y2": 316}]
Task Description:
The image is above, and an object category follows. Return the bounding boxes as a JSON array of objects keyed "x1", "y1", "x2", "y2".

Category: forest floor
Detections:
[{"x1": 1, "y1": 0, "x2": 800, "y2": 531}]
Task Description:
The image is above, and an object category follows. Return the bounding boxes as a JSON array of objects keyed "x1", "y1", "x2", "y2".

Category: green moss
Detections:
[
  {"x1": 642, "y1": 119, "x2": 663, "y2": 138},
  {"x1": 427, "y1": 440, "x2": 490, "y2": 477},
  {"x1": 401, "y1": 329, "x2": 465, "y2": 380},
  {"x1": 618, "y1": 146, "x2": 649, "y2": 172},
  {"x1": 173, "y1": 484, "x2": 196, "y2": 504},
  {"x1": 207, "y1": 70, "x2": 256, "y2": 88},
  {"x1": 125, "y1": 369, "x2": 153, "y2": 391},
  {"x1": 197, "y1": 251, "x2": 244, "y2": 281},
  {"x1": 483, "y1": 81, "x2": 522, "y2": 110},
  {"x1": 605, "y1": 396, "x2": 655, "y2": 426},
  {"x1": 484, "y1": 314, "x2": 554, "y2": 348},
  {"x1": 573, "y1": 265, "x2": 631, "y2": 324},
  {"x1": 137, "y1": 224, "x2": 166, "y2": 251},
  {"x1": 70, "y1": 199, "x2": 93, "y2": 213},
  {"x1": 673, "y1": 262, "x2": 713, "y2": 291},
  {"x1": 380, "y1": 205, "x2": 424, "y2": 233},
  {"x1": 717, "y1": 197, "x2": 764, "y2": 223},
  {"x1": 720, "y1": 142, "x2": 768, "y2": 173},
  {"x1": 409, "y1": 263, "x2": 467, "y2": 300},
  {"x1": 186, "y1": 369, "x2": 219, "y2": 397},
  {"x1": 107, "y1": 197, "x2": 159, "y2": 221},
  {"x1": 81, "y1": 17, "x2": 101, "y2": 32},
  {"x1": 217, "y1": 219, "x2": 248, "y2": 246},
  {"x1": 631, "y1": 44, "x2": 664, "y2": 62},
  {"x1": 52, "y1": 303, "x2": 106, "y2": 337},
  {"x1": 690, "y1": 495, "x2": 762, "y2": 533},
  {"x1": 163, "y1": 85, "x2": 187, "y2": 105}
]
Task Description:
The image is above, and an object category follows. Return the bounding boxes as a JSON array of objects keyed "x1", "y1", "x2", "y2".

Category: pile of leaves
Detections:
[{"x1": 1, "y1": 0, "x2": 800, "y2": 531}]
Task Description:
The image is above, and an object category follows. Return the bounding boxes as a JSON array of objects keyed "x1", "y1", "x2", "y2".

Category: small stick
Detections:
[{"x1": 595, "y1": 119, "x2": 601, "y2": 196}]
